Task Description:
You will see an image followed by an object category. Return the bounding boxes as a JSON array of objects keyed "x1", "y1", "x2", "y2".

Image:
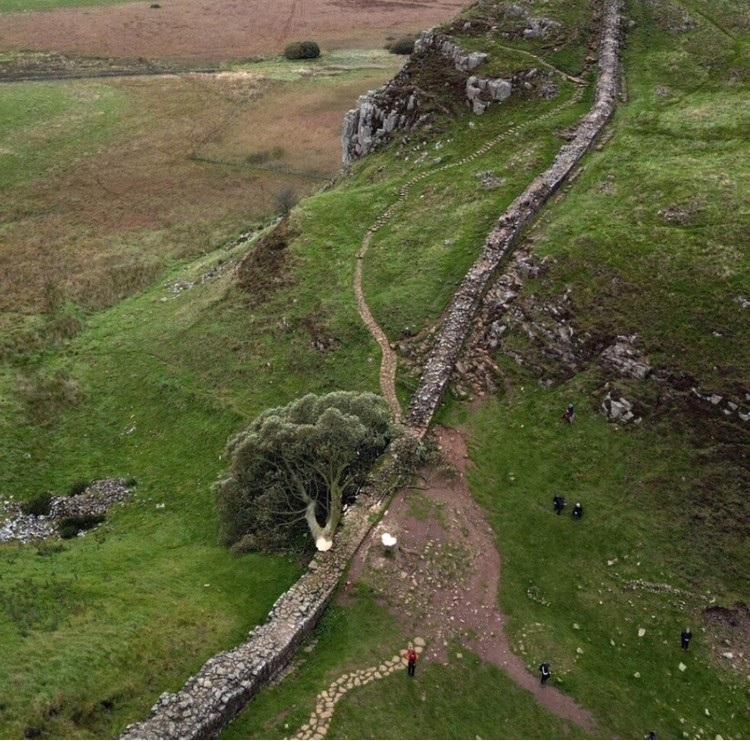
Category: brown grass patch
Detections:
[
  {"x1": 0, "y1": 0, "x2": 468, "y2": 62},
  {"x1": 0, "y1": 67, "x2": 392, "y2": 317},
  {"x1": 236, "y1": 219, "x2": 299, "y2": 306}
]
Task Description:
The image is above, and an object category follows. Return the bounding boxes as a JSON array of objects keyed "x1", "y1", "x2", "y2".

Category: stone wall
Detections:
[
  {"x1": 342, "y1": 29, "x2": 513, "y2": 165},
  {"x1": 408, "y1": 0, "x2": 623, "y2": 434},
  {"x1": 121, "y1": 3, "x2": 623, "y2": 735},
  {"x1": 120, "y1": 438, "x2": 417, "y2": 740}
]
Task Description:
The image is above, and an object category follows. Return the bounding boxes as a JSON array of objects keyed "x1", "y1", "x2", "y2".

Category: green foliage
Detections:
[
  {"x1": 216, "y1": 391, "x2": 397, "y2": 551},
  {"x1": 283, "y1": 41, "x2": 321, "y2": 61},
  {"x1": 21, "y1": 492, "x2": 52, "y2": 517},
  {"x1": 386, "y1": 36, "x2": 415, "y2": 55},
  {"x1": 67, "y1": 479, "x2": 90, "y2": 497},
  {"x1": 57, "y1": 514, "x2": 105, "y2": 539}
]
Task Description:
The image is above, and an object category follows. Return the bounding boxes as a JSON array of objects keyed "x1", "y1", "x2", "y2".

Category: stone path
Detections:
[
  {"x1": 294, "y1": 638, "x2": 426, "y2": 740},
  {"x1": 353, "y1": 80, "x2": 586, "y2": 424}
]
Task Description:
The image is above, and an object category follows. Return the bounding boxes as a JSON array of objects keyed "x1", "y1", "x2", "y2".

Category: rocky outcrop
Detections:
[
  {"x1": 342, "y1": 30, "x2": 514, "y2": 165},
  {"x1": 408, "y1": 0, "x2": 623, "y2": 435},
  {"x1": 413, "y1": 28, "x2": 488, "y2": 71},
  {"x1": 120, "y1": 438, "x2": 417, "y2": 739}
]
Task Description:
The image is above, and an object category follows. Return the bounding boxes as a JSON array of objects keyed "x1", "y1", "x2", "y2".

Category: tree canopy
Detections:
[{"x1": 216, "y1": 391, "x2": 398, "y2": 552}]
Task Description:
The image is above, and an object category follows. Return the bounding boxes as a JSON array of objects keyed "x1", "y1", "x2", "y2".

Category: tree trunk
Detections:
[{"x1": 303, "y1": 480, "x2": 344, "y2": 551}]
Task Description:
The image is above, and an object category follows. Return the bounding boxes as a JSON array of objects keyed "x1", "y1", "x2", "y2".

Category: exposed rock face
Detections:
[
  {"x1": 408, "y1": 0, "x2": 624, "y2": 434},
  {"x1": 342, "y1": 30, "x2": 513, "y2": 165},
  {"x1": 599, "y1": 335, "x2": 652, "y2": 380},
  {"x1": 601, "y1": 389, "x2": 640, "y2": 424},
  {"x1": 466, "y1": 74, "x2": 512, "y2": 114},
  {"x1": 413, "y1": 29, "x2": 488, "y2": 71}
]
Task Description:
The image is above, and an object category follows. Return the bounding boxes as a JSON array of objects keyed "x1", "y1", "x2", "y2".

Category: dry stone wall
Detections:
[
  {"x1": 120, "y1": 438, "x2": 417, "y2": 740},
  {"x1": 121, "y1": 2, "x2": 623, "y2": 735},
  {"x1": 342, "y1": 29, "x2": 513, "y2": 165},
  {"x1": 409, "y1": 0, "x2": 623, "y2": 434}
]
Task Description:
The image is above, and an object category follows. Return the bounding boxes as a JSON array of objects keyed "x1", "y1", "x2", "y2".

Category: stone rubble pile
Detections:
[
  {"x1": 0, "y1": 479, "x2": 133, "y2": 545},
  {"x1": 690, "y1": 388, "x2": 750, "y2": 424}
]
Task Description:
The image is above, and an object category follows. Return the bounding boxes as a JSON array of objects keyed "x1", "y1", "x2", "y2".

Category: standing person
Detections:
[
  {"x1": 563, "y1": 403, "x2": 575, "y2": 424},
  {"x1": 572, "y1": 502, "x2": 584, "y2": 519},
  {"x1": 539, "y1": 662, "x2": 551, "y2": 685},
  {"x1": 553, "y1": 495, "x2": 566, "y2": 515},
  {"x1": 407, "y1": 646, "x2": 418, "y2": 677},
  {"x1": 681, "y1": 628, "x2": 692, "y2": 651}
]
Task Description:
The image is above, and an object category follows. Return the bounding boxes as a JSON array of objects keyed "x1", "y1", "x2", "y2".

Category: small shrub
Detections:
[
  {"x1": 67, "y1": 479, "x2": 90, "y2": 497},
  {"x1": 387, "y1": 36, "x2": 416, "y2": 55},
  {"x1": 22, "y1": 493, "x2": 53, "y2": 517},
  {"x1": 283, "y1": 41, "x2": 321, "y2": 60},
  {"x1": 58, "y1": 515, "x2": 105, "y2": 540},
  {"x1": 275, "y1": 187, "x2": 298, "y2": 216},
  {"x1": 124, "y1": 477, "x2": 138, "y2": 488}
]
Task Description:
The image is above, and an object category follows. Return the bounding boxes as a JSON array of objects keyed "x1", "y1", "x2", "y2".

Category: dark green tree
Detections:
[{"x1": 216, "y1": 391, "x2": 398, "y2": 552}]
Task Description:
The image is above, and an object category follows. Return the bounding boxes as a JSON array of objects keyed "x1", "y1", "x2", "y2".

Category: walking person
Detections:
[
  {"x1": 572, "y1": 502, "x2": 584, "y2": 519},
  {"x1": 563, "y1": 403, "x2": 575, "y2": 424},
  {"x1": 407, "y1": 646, "x2": 418, "y2": 677},
  {"x1": 539, "y1": 662, "x2": 551, "y2": 686},
  {"x1": 553, "y1": 494, "x2": 566, "y2": 515},
  {"x1": 681, "y1": 628, "x2": 692, "y2": 651}
]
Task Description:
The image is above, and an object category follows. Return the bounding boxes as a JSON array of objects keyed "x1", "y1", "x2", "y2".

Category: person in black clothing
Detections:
[
  {"x1": 572, "y1": 502, "x2": 584, "y2": 519},
  {"x1": 563, "y1": 403, "x2": 575, "y2": 424},
  {"x1": 539, "y1": 662, "x2": 551, "y2": 685},
  {"x1": 553, "y1": 495, "x2": 566, "y2": 515},
  {"x1": 681, "y1": 628, "x2": 692, "y2": 650},
  {"x1": 645, "y1": 732, "x2": 658, "y2": 740}
]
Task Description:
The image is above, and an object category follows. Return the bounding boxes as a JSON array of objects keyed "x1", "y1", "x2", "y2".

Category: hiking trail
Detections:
[
  {"x1": 353, "y1": 81, "x2": 585, "y2": 424},
  {"x1": 300, "y1": 427, "x2": 599, "y2": 738}
]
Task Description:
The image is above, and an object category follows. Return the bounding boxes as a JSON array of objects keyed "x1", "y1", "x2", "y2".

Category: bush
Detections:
[
  {"x1": 22, "y1": 493, "x2": 53, "y2": 517},
  {"x1": 283, "y1": 41, "x2": 321, "y2": 60},
  {"x1": 387, "y1": 36, "x2": 416, "y2": 55},
  {"x1": 275, "y1": 187, "x2": 298, "y2": 216},
  {"x1": 67, "y1": 479, "x2": 90, "y2": 497},
  {"x1": 57, "y1": 515, "x2": 105, "y2": 539}
]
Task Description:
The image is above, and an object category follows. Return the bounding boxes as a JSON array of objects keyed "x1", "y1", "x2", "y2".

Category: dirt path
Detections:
[
  {"x1": 353, "y1": 82, "x2": 585, "y2": 424},
  {"x1": 339, "y1": 426, "x2": 598, "y2": 735}
]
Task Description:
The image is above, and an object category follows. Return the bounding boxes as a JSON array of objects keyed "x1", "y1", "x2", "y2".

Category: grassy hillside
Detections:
[
  {"x1": 224, "y1": 0, "x2": 750, "y2": 738},
  {"x1": 2, "y1": 0, "x2": 748, "y2": 737}
]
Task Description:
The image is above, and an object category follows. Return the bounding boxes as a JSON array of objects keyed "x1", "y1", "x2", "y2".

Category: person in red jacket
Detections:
[{"x1": 407, "y1": 646, "x2": 418, "y2": 677}]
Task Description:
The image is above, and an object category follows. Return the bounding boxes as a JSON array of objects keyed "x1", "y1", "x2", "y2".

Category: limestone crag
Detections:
[
  {"x1": 413, "y1": 28, "x2": 488, "y2": 71},
  {"x1": 342, "y1": 29, "x2": 514, "y2": 165}
]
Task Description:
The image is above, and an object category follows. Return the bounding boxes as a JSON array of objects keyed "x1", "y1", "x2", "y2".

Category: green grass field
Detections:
[
  {"x1": 222, "y1": 0, "x2": 750, "y2": 738},
  {"x1": 1, "y1": 0, "x2": 128, "y2": 13},
  {"x1": 1, "y1": 0, "x2": 749, "y2": 737}
]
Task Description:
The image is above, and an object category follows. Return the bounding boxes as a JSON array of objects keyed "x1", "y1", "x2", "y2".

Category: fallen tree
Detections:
[{"x1": 216, "y1": 391, "x2": 399, "y2": 552}]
